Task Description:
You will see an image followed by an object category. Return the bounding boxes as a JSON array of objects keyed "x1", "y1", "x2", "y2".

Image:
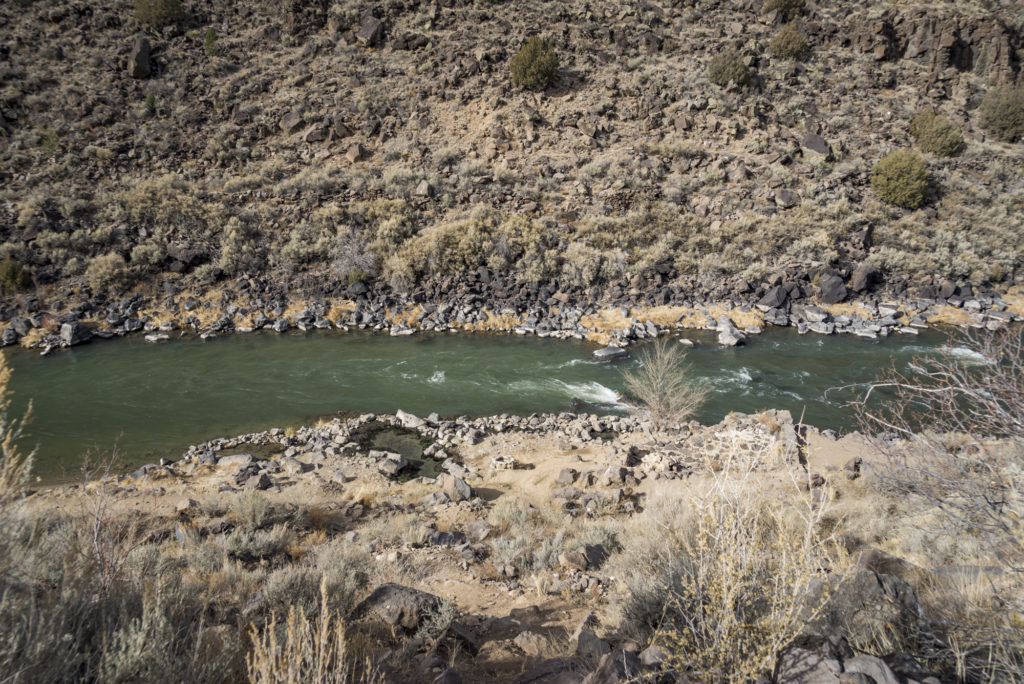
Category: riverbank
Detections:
[
  {"x1": 6, "y1": 279, "x2": 1024, "y2": 355},
  {"x1": 18, "y1": 408, "x2": 1011, "y2": 682}
]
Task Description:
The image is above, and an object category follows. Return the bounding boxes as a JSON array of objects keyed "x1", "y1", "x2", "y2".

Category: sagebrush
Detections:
[
  {"x1": 708, "y1": 50, "x2": 751, "y2": 88},
  {"x1": 510, "y1": 35, "x2": 559, "y2": 91},
  {"x1": 910, "y1": 110, "x2": 962, "y2": 157},
  {"x1": 134, "y1": 0, "x2": 183, "y2": 29},
  {"x1": 979, "y1": 86, "x2": 1024, "y2": 143},
  {"x1": 871, "y1": 150, "x2": 929, "y2": 209}
]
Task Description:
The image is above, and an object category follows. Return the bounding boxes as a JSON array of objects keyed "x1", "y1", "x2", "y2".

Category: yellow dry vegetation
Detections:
[
  {"x1": 926, "y1": 306, "x2": 973, "y2": 326},
  {"x1": 581, "y1": 305, "x2": 763, "y2": 337},
  {"x1": 468, "y1": 310, "x2": 523, "y2": 333},
  {"x1": 327, "y1": 300, "x2": 357, "y2": 324},
  {"x1": 17, "y1": 328, "x2": 48, "y2": 348},
  {"x1": 704, "y1": 305, "x2": 764, "y2": 329},
  {"x1": 385, "y1": 305, "x2": 424, "y2": 328},
  {"x1": 819, "y1": 301, "x2": 874, "y2": 318},
  {"x1": 1001, "y1": 288, "x2": 1024, "y2": 318}
]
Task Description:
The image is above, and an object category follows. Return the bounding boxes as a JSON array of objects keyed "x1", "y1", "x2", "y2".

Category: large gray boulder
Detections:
[
  {"x1": 799, "y1": 571, "x2": 925, "y2": 653},
  {"x1": 60, "y1": 321, "x2": 93, "y2": 347},
  {"x1": 850, "y1": 264, "x2": 878, "y2": 293},
  {"x1": 129, "y1": 36, "x2": 151, "y2": 79},
  {"x1": 582, "y1": 649, "x2": 641, "y2": 684},
  {"x1": 440, "y1": 473, "x2": 473, "y2": 502},
  {"x1": 776, "y1": 647, "x2": 841, "y2": 683},
  {"x1": 355, "y1": 17, "x2": 384, "y2": 46},
  {"x1": 758, "y1": 285, "x2": 789, "y2": 309},
  {"x1": 396, "y1": 409, "x2": 426, "y2": 429},
  {"x1": 592, "y1": 345, "x2": 628, "y2": 361},
  {"x1": 373, "y1": 450, "x2": 408, "y2": 477},
  {"x1": 818, "y1": 274, "x2": 848, "y2": 304},
  {"x1": 354, "y1": 583, "x2": 443, "y2": 630},
  {"x1": 716, "y1": 315, "x2": 747, "y2": 347}
]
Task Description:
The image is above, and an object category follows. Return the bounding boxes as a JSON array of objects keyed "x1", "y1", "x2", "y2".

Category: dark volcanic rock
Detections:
[
  {"x1": 355, "y1": 583, "x2": 443, "y2": 630},
  {"x1": 129, "y1": 36, "x2": 151, "y2": 79},
  {"x1": 818, "y1": 273, "x2": 848, "y2": 304},
  {"x1": 59, "y1": 320, "x2": 93, "y2": 346}
]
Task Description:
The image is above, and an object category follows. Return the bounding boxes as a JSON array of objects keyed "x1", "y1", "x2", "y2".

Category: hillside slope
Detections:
[{"x1": 1, "y1": 0, "x2": 1022, "y2": 319}]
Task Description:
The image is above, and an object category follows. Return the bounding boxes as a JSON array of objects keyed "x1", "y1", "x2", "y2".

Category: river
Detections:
[{"x1": 5, "y1": 327, "x2": 964, "y2": 480}]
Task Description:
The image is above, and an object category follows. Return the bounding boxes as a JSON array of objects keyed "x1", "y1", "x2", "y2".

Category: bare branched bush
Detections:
[
  {"x1": 857, "y1": 328, "x2": 1024, "y2": 679},
  {"x1": 622, "y1": 338, "x2": 707, "y2": 431},
  {"x1": 610, "y1": 432, "x2": 839, "y2": 682},
  {"x1": 858, "y1": 329, "x2": 1024, "y2": 571}
]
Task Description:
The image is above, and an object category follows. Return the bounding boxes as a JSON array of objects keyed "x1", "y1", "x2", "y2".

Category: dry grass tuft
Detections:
[{"x1": 247, "y1": 579, "x2": 382, "y2": 684}]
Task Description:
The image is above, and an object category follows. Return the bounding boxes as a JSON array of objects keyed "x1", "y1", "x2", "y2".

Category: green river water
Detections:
[{"x1": 4, "y1": 327, "x2": 966, "y2": 480}]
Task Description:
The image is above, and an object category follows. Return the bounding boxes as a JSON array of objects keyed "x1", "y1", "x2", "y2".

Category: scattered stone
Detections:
[
  {"x1": 851, "y1": 264, "x2": 878, "y2": 293},
  {"x1": 556, "y1": 468, "x2": 578, "y2": 485},
  {"x1": 490, "y1": 454, "x2": 517, "y2": 470},
  {"x1": 355, "y1": 17, "x2": 384, "y2": 47},
  {"x1": 639, "y1": 644, "x2": 666, "y2": 668},
  {"x1": 842, "y1": 655, "x2": 900, "y2": 684},
  {"x1": 279, "y1": 112, "x2": 304, "y2": 134},
  {"x1": 129, "y1": 36, "x2": 151, "y2": 79},
  {"x1": 354, "y1": 583, "x2": 443, "y2": 630},
  {"x1": 244, "y1": 472, "x2": 272, "y2": 490},
  {"x1": 802, "y1": 133, "x2": 832, "y2": 161},
  {"x1": 819, "y1": 274, "x2": 848, "y2": 304},
  {"x1": 60, "y1": 321, "x2": 93, "y2": 347},
  {"x1": 513, "y1": 630, "x2": 549, "y2": 657},
  {"x1": 396, "y1": 409, "x2": 426, "y2": 429},
  {"x1": 374, "y1": 451, "x2": 409, "y2": 477},
  {"x1": 428, "y1": 529, "x2": 467, "y2": 546},
  {"x1": 576, "y1": 630, "x2": 611, "y2": 661},
  {"x1": 592, "y1": 345, "x2": 628, "y2": 361},
  {"x1": 582, "y1": 650, "x2": 641, "y2": 684},
  {"x1": 440, "y1": 473, "x2": 473, "y2": 502},
  {"x1": 775, "y1": 189, "x2": 799, "y2": 208},
  {"x1": 777, "y1": 647, "x2": 841, "y2": 683},
  {"x1": 716, "y1": 315, "x2": 747, "y2": 347},
  {"x1": 346, "y1": 143, "x2": 364, "y2": 163},
  {"x1": 558, "y1": 549, "x2": 589, "y2": 571},
  {"x1": 844, "y1": 456, "x2": 862, "y2": 480},
  {"x1": 800, "y1": 571, "x2": 925, "y2": 650},
  {"x1": 217, "y1": 453, "x2": 253, "y2": 468},
  {"x1": 414, "y1": 180, "x2": 434, "y2": 198}
]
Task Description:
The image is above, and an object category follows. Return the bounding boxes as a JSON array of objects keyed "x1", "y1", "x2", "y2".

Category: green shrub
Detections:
[
  {"x1": 130, "y1": 241, "x2": 166, "y2": 272},
  {"x1": 910, "y1": 110, "x2": 963, "y2": 156},
  {"x1": 763, "y1": 0, "x2": 805, "y2": 21},
  {"x1": 133, "y1": 0, "x2": 184, "y2": 29},
  {"x1": 510, "y1": 35, "x2": 559, "y2": 91},
  {"x1": 203, "y1": 27, "x2": 218, "y2": 56},
  {"x1": 769, "y1": 24, "x2": 809, "y2": 61},
  {"x1": 979, "y1": 86, "x2": 1024, "y2": 143},
  {"x1": 708, "y1": 49, "x2": 751, "y2": 88},
  {"x1": 871, "y1": 150, "x2": 930, "y2": 209},
  {"x1": 85, "y1": 253, "x2": 131, "y2": 295},
  {"x1": 218, "y1": 217, "x2": 263, "y2": 276},
  {"x1": 0, "y1": 258, "x2": 31, "y2": 295}
]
